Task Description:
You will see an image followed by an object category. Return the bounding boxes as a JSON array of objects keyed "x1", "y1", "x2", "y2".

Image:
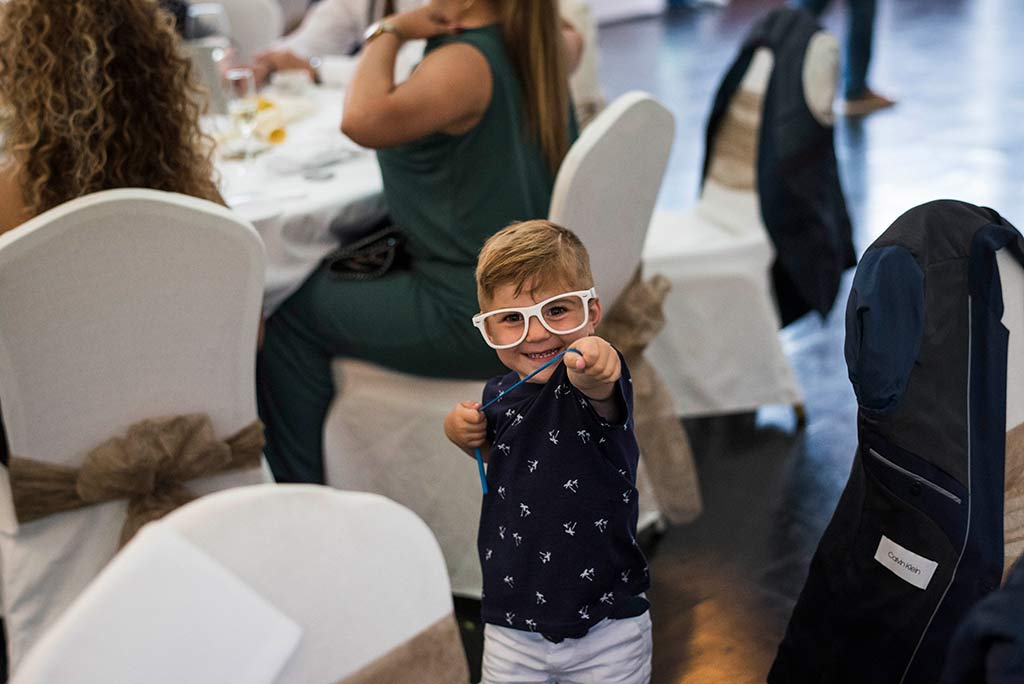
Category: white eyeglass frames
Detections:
[{"x1": 472, "y1": 288, "x2": 597, "y2": 350}]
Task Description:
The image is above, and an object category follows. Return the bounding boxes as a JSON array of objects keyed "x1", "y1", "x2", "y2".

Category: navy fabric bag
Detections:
[
  {"x1": 770, "y1": 200, "x2": 1024, "y2": 684},
  {"x1": 941, "y1": 559, "x2": 1024, "y2": 684}
]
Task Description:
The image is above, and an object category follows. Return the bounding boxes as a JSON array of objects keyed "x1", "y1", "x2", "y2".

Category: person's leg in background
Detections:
[
  {"x1": 794, "y1": 0, "x2": 895, "y2": 116},
  {"x1": 840, "y1": 0, "x2": 895, "y2": 114},
  {"x1": 257, "y1": 266, "x2": 501, "y2": 484}
]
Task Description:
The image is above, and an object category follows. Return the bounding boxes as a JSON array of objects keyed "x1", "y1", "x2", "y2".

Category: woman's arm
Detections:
[{"x1": 341, "y1": 8, "x2": 492, "y2": 148}]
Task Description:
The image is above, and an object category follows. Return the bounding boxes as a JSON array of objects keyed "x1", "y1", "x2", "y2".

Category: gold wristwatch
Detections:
[{"x1": 363, "y1": 20, "x2": 404, "y2": 44}]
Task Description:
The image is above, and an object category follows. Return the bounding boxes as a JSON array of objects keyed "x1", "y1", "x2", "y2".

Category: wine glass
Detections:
[
  {"x1": 184, "y1": 4, "x2": 234, "y2": 116},
  {"x1": 225, "y1": 67, "x2": 259, "y2": 170}
]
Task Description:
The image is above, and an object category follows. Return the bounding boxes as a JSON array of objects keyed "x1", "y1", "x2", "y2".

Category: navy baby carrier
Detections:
[
  {"x1": 769, "y1": 200, "x2": 1024, "y2": 683},
  {"x1": 702, "y1": 7, "x2": 855, "y2": 325}
]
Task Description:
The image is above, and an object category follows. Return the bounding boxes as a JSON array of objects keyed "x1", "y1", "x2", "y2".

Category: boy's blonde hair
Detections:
[{"x1": 476, "y1": 220, "x2": 594, "y2": 306}]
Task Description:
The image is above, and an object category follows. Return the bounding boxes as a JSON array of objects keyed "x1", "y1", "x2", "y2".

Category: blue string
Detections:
[{"x1": 473, "y1": 347, "x2": 582, "y2": 494}]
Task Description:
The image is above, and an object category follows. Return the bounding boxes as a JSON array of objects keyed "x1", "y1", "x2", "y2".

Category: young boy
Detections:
[{"x1": 444, "y1": 220, "x2": 652, "y2": 683}]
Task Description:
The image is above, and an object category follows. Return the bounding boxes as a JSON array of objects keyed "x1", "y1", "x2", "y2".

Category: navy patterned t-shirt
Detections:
[{"x1": 478, "y1": 353, "x2": 650, "y2": 638}]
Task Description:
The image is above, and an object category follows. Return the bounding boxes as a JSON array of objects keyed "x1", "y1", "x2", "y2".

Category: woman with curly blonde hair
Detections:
[{"x1": 0, "y1": 0, "x2": 222, "y2": 235}]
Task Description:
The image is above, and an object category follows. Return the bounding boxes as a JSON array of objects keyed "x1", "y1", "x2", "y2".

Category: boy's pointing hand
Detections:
[{"x1": 565, "y1": 336, "x2": 620, "y2": 400}]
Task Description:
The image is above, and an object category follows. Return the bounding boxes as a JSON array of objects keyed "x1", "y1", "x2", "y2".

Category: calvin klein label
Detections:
[{"x1": 874, "y1": 535, "x2": 938, "y2": 590}]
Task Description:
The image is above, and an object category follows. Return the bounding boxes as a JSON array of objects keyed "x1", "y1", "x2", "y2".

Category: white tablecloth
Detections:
[{"x1": 218, "y1": 86, "x2": 387, "y2": 314}]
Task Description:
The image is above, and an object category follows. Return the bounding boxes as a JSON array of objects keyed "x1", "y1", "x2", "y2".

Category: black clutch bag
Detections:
[{"x1": 324, "y1": 225, "x2": 409, "y2": 281}]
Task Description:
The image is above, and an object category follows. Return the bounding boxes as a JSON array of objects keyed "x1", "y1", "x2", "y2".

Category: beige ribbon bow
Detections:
[
  {"x1": 9, "y1": 415, "x2": 264, "y2": 547},
  {"x1": 598, "y1": 271, "x2": 703, "y2": 524}
]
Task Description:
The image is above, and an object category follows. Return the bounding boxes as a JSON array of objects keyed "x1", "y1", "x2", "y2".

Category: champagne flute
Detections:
[{"x1": 225, "y1": 67, "x2": 259, "y2": 170}]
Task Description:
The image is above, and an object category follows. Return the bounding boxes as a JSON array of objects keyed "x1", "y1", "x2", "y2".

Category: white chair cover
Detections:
[
  {"x1": 550, "y1": 91, "x2": 674, "y2": 308},
  {"x1": 324, "y1": 92, "x2": 676, "y2": 597},
  {"x1": 0, "y1": 189, "x2": 269, "y2": 670},
  {"x1": 13, "y1": 524, "x2": 302, "y2": 684},
  {"x1": 999, "y1": 250, "x2": 1024, "y2": 574},
  {"x1": 218, "y1": 0, "x2": 285, "y2": 60},
  {"x1": 160, "y1": 485, "x2": 459, "y2": 682},
  {"x1": 642, "y1": 33, "x2": 839, "y2": 416}
]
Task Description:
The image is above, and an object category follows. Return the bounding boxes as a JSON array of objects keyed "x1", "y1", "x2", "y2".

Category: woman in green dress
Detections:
[{"x1": 257, "y1": 0, "x2": 577, "y2": 482}]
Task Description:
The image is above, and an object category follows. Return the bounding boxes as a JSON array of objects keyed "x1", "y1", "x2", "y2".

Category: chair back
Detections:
[
  {"x1": 549, "y1": 91, "x2": 675, "y2": 308},
  {"x1": 700, "y1": 33, "x2": 838, "y2": 233},
  {"x1": 1000, "y1": 249, "x2": 1024, "y2": 575},
  {"x1": 0, "y1": 189, "x2": 267, "y2": 669},
  {"x1": 218, "y1": 0, "x2": 284, "y2": 60},
  {"x1": 14, "y1": 518, "x2": 302, "y2": 684},
  {"x1": 1003, "y1": 249, "x2": 1024, "y2": 438},
  {"x1": 161, "y1": 485, "x2": 465, "y2": 683}
]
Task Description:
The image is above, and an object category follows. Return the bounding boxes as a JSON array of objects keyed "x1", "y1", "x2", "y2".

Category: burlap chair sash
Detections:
[
  {"x1": 706, "y1": 88, "x2": 763, "y2": 192},
  {"x1": 599, "y1": 272, "x2": 703, "y2": 524},
  {"x1": 9, "y1": 414, "x2": 264, "y2": 546},
  {"x1": 1005, "y1": 421, "x2": 1024, "y2": 581},
  {"x1": 336, "y1": 613, "x2": 469, "y2": 684}
]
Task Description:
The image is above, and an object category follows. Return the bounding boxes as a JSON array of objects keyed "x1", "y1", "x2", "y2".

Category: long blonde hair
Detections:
[
  {"x1": 500, "y1": 0, "x2": 571, "y2": 175},
  {"x1": 0, "y1": 0, "x2": 220, "y2": 217}
]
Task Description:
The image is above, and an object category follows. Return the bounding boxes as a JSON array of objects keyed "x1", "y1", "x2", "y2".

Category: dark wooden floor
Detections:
[{"x1": 458, "y1": 1, "x2": 1024, "y2": 681}]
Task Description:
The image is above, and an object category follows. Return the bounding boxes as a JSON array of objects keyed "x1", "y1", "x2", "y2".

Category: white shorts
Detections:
[{"x1": 480, "y1": 611, "x2": 652, "y2": 684}]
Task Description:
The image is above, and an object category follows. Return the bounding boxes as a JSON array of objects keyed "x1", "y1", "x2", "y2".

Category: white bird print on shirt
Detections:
[
  {"x1": 580, "y1": 567, "x2": 596, "y2": 582},
  {"x1": 594, "y1": 518, "x2": 608, "y2": 533},
  {"x1": 503, "y1": 575, "x2": 514, "y2": 588},
  {"x1": 527, "y1": 459, "x2": 539, "y2": 473},
  {"x1": 579, "y1": 605, "x2": 590, "y2": 620},
  {"x1": 622, "y1": 490, "x2": 631, "y2": 504},
  {"x1": 505, "y1": 611, "x2": 515, "y2": 625},
  {"x1": 505, "y1": 408, "x2": 516, "y2": 418},
  {"x1": 496, "y1": 443, "x2": 511, "y2": 456},
  {"x1": 621, "y1": 569, "x2": 631, "y2": 583},
  {"x1": 563, "y1": 522, "x2": 577, "y2": 536},
  {"x1": 525, "y1": 619, "x2": 537, "y2": 631},
  {"x1": 600, "y1": 592, "x2": 615, "y2": 605},
  {"x1": 512, "y1": 532, "x2": 523, "y2": 547},
  {"x1": 577, "y1": 430, "x2": 591, "y2": 444},
  {"x1": 519, "y1": 503, "x2": 531, "y2": 517},
  {"x1": 539, "y1": 551, "x2": 552, "y2": 564},
  {"x1": 554, "y1": 383, "x2": 570, "y2": 399},
  {"x1": 536, "y1": 591, "x2": 547, "y2": 605},
  {"x1": 599, "y1": 437, "x2": 607, "y2": 444},
  {"x1": 498, "y1": 526, "x2": 506, "y2": 540},
  {"x1": 497, "y1": 486, "x2": 506, "y2": 500},
  {"x1": 512, "y1": 413, "x2": 524, "y2": 427},
  {"x1": 563, "y1": 479, "x2": 579, "y2": 493},
  {"x1": 485, "y1": 548, "x2": 492, "y2": 561},
  {"x1": 548, "y1": 430, "x2": 560, "y2": 445}
]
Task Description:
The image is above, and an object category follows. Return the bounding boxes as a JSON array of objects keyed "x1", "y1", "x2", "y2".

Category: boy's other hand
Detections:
[
  {"x1": 444, "y1": 400, "x2": 487, "y2": 452},
  {"x1": 565, "y1": 336, "x2": 620, "y2": 400}
]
